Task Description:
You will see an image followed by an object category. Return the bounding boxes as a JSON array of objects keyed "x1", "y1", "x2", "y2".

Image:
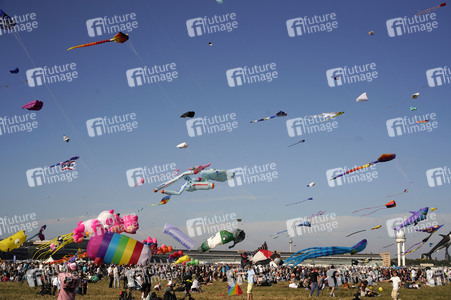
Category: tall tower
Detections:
[
  {"x1": 289, "y1": 237, "x2": 293, "y2": 253},
  {"x1": 396, "y1": 230, "x2": 406, "y2": 267}
]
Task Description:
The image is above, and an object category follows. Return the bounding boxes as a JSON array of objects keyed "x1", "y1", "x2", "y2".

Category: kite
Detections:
[
  {"x1": 25, "y1": 225, "x2": 47, "y2": 242},
  {"x1": 416, "y1": 3, "x2": 446, "y2": 16},
  {"x1": 176, "y1": 142, "x2": 188, "y2": 149},
  {"x1": 33, "y1": 233, "x2": 74, "y2": 259},
  {"x1": 422, "y1": 231, "x2": 451, "y2": 260},
  {"x1": 356, "y1": 92, "x2": 368, "y2": 102},
  {"x1": 67, "y1": 32, "x2": 129, "y2": 51},
  {"x1": 49, "y1": 155, "x2": 79, "y2": 171},
  {"x1": 346, "y1": 226, "x2": 381, "y2": 238},
  {"x1": 387, "y1": 189, "x2": 408, "y2": 198},
  {"x1": 404, "y1": 225, "x2": 444, "y2": 255},
  {"x1": 154, "y1": 165, "x2": 235, "y2": 196},
  {"x1": 352, "y1": 200, "x2": 396, "y2": 216},
  {"x1": 411, "y1": 93, "x2": 420, "y2": 99},
  {"x1": 283, "y1": 239, "x2": 367, "y2": 266},
  {"x1": 416, "y1": 120, "x2": 428, "y2": 123},
  {"x1": 228, "y1": 282, "x2": 243, "y2": 296},
  {"x1": 148, "y1": 195, "x2": 170, "y2": 206},
  {"x1": 270, "y1": 221, "x2": 310, "y2": 237},
  {"x1": 186, "y1": 258, "x2": 199, "y2": 266},
  {"x1": 309, "y1": 112, "x2": 344, "y2": 122},
  {"x1": 180, "y1": 111, "x2": 195, "y2": 118},
  {"x1": 392, "y1": 207, "x2": 429, "y2": 231},
  {"x1": 198, "y1": 229, "x2": 245, "y2": 252},
  {"x1": 217, "y1": 0, "x2": 224, "y2": 4},
  {"x1": 330, "y1": 153, "x2": 396, "y2": 181},
  {"x1": 173, "y1": 255, "x2": 190, "y2": 265},
  {"x1": 134, "y1": 177, "x2": 145, "y2": 187},
  {"x1": 168, "y1": 250, "x2": 183, "y2": 261},
  {"x1": 250, "y1": 111, "x2": 287, "y2": 123},
  {"x1": 385, "y1": 92, "x2": 420, "y2": 109},
  {"x1": 208, "y1": 42, "x2": 213, "y2": 46},
  {"x1": 307, "y1": 182, "x2": 315, "y2": 187},
  {"x1": 163, "y1": 223, "x2": 195, "y2": 250},
  {"x1": 87, "y1": 231, "x2": 152, "y2": 266},
  {"x1": 0, "y1": 9, "x2": 16, "y2": 30},
  {"x1": 288, "y1": 139, "x2": 305, "y2": 147},
  {"x1": 63, "y1": 135, "x2": 70, "y2": 143},
  {"x1": 368, "y1": 31, "x2": 374, "y2": 35},
  {"x1": 285, "y1": 197, "x2": 313, "y2": 207},
  {"x1": 9, "y1": 68, "x2": 19, "y2": 74},
  {"x1": 431, "y1": 207, "x2": 438, "y2": 211},
  {"x1": 0, "y1": 230, "x2": 26, "y2": 252},
  {"x1": 410, "y1": 107, "x2": 417, "y2": 111},
  {"x1": 22, "y1": 100, "x2": 43, "y2": 111}
]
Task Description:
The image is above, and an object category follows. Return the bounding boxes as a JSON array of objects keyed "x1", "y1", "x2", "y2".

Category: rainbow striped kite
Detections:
[{"x1": 228, "y1": 282, "x2": 243, "y2": 296}]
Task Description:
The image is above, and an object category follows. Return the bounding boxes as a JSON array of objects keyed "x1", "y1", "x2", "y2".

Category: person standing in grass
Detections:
[
  {"x1": 309, "y1": 269, "x2": 320, "y2": 297},
  {"x1": 383, "y1": 270, "x2": 401, "y2": 300}
]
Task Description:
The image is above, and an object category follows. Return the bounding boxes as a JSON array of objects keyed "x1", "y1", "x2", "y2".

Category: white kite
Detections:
[
  {"x1": 356, "y1": 92, "x2": 368, "y2": 102},
  {"x1": 176, "y1": 142, "x2": 188, "y2": 149}
]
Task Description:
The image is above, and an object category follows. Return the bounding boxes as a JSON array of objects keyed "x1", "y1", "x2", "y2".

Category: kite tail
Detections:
[
  {"x1": 67, "y1": 39, "x2": 111, "y2": 51},
  {"x1": 360, "y1": 207, "x2": 386, "y2": 216},
  {"x1": 403, "y1": 241, "x2": 424, "y2": 256},
  {"x1": 352, "y1": 205, "x2": 382, "y2": 214}
]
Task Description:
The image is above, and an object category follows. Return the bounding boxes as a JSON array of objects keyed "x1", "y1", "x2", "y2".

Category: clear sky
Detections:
[{"x1": 1, "y1": 0, "x2": 450, "y2": 260}]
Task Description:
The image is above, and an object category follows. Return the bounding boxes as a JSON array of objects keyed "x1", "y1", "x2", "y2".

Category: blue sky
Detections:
[{"x1": 1, "y1": 0, "x2": 450, "y2": 260}]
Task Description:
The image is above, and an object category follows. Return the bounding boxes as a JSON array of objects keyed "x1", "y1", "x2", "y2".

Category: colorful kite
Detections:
[
  {"x1": 416, "y1": 120, "x2": 428, "y2": 123},
  {"x1": 134, "y1": 177, "x2": 145, "y2": 187},
  {"x1": 330, "y1": 153, "x2": 396, "y2": 181},
  {"x1": 270, "y1": 221, "x2": 310, "y2": 237},
  {"x1": 9, "y1": 67, "x2": 19, "y2": 74},
  {"x1": 393, "y1": 207, "x2": 429, "y2": 231},
  {"x1": 404, "y1": 225, "x2": 443, "y2": 255},
  {"x1": 310, "y1": 112, "x2": 344, "y2": 122},
  {"x1": 33, "y1": 233, "x2": 74, "y2": 259},
  {"x1": 285, "y1": 197, "x2": 313, "y2": 207},
  {"x1": 173, "y1": 255, "x2": 190, "y2": 265},
  {"x1": 22, "y1": 100, "x2": 43, "y2": 111},
  {"x1": 346, "y1": 225, "x2": 382, "y2": 237},
  {"x1": 163, "y1": 223, "x2": 195, "y2": 250},
  {"x1": 416, "y1": 3, "x2": 446, "y2": 15},
  {"x1": 352, "y1": 200, "x2": 396, "y2": 216},
  {"x1": 288, "y1": 139, "x2": 305, "y2": 147},
  {"x1": 198, "y1": 229, "x2": 245, "y2": 252},
  {"x1": 49, "y1": 155, "x2": 79, "y2": 170},
  {"x1": 149, "y1": 195, "x2": 171, "y2": 206},
  {"x1": 63, "y1": 135, "x2": 70, "y2": 143},
  {"x1": 422, "y1": 231, "x2": 451, "y2": 260},
  {"x1": 371, "y1": 225, "x2": 382, "y2": 230},
  {"x1": 283, "y1": 239, "x2": 367, "y2": 266},
  {"x1": 410, "y1": 107, "x2": 417, "y2": 111},
  {"x1": 356, "y1": 92, "x2": 368, "y2": 102},
  {"x1": 87, "y1": 231, "x2": 152, "y2": 266},
  {"x1": 431, "y1": 207, "x2": 438, "y2": 212},
  {"x1": 180, "y1": 111, "x2": 195, "y2": 118},
  {"x1": 67, "y1": 32, "x2": 129, "y2": 51},
  {"x1": 228, "y1": 282, "x2": 243, "y2": 296},
  {"x1": 0, "y1": 230, "x2": 26, "y2": 252},
  {"x1": 250, "y1": 111, "x2": 287, "y2": 123},
  {"x1": 25, "y1": 225, "x2": 47, "y2": 242},
  {"x1": 0, "y1": 9, "x2": 16, "y2": 30}
]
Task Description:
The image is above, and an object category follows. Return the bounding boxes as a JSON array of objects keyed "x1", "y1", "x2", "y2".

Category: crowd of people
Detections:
[{"x1": 0, "y1": 259, "x2": 450, "y2": 300}]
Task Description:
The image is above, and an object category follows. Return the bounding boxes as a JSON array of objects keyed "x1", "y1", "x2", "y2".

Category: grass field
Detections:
[{"x1": 1, "y1": 279, "x2": 451, "y2": 300}]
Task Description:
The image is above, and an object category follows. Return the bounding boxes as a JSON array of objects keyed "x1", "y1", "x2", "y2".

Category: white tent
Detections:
[
  {"x1": 356, "y1": 92, "x2": 368, "y2": 102},
  {"x1": 44, "y1": 256, "x2": 54, "y2": 263}
]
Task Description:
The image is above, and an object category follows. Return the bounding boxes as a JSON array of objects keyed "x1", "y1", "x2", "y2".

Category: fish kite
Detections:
[
  {"x1": 22, "y1": 100, "x2": 43, "y2": 111},
  {"x1": 285, "y1": 197, "x2": 313, "y2": 207},
  {"x1": 288, "y1": 139, "x2": 305, "y2": 147},
  {"x1": 134, "y1": 177, "x2": 145, "y2": 187},
  {"x1": 330, "y1": 153, "x2": 396, "y2": 181},
  {"x1": 49, "y1": 155, "x2": 79, "y2": 171},
  {"x1": 63, "y1": 135, "x2": 70, "y2": 143},
  {"x1": 25, "y1": 225, "x2": 47, "y2": 242},
  {"x1": 283, "y1": 239, "x2": 367, "y2": 266},
  {"x1": 176, "y1": 142, "x2": 188, "y2": 149},
  {"x1": 180, "y1": 111, "x2": 195, "y2": 118},
  {"x1": 9, "y1": 68, "x2": 19, "y2": 74},
  {"x1": 352, "y1": 200, "x2": 396, "y2": 216},
  {"x1": 270, "y1": 221, "x2": 310, "y2": 237},
  {"x1": 67, "y1": 32, "x2": 129, "y2": 51},
  {"x1": 0, "y1": 230, "x2": 26, "y2": 252},
  {"x1": 0, "y1": 9, "x2": 16, "y2": 30},
  {"x1": 148, "y1": 195, "x2": 170, "y2": 206},
  {"x1": 422, "y1": 231, "x2": 451, "y2": 260},
  {"x1": 356, "y1": 92, "x2": 368, "y2": 102},
  {"x1": 250, "y1": 111, "x2": 287, "y2": 123},
  {"x1": 416, "y1": 3, "x2": 446, "y2": 16},
  {"x1": 393, "y1": 207, "x2": 429, "y2": 231},
  {"x1": 404, "y1": 225, "x2": 444, "y2": 255},
  {"x1": 310, "y1": 112, "x2": 344, "y2": 122}
]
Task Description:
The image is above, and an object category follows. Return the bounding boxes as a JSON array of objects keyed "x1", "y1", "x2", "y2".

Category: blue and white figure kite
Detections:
[
  {"x1": 163, "y1": 223, "x2": 195, "y2": 250},
  {"x1": 153, "y1": 164, "x2": 235, "y2": 196},
  {"x1": 283, "y1": 239, "x2": 367, "y2": 266}
]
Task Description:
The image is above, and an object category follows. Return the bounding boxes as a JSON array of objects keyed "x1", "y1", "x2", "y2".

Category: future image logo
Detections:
[
  {"x1": 86, "y1": 13, "x2": 138, "y2": 37},
  {"x1": 0, "y1": 12, "x2": 38, "y2": 36},
  {"x1": 186, "y1": 213, "x2": 238, "y2": 237},
  {"x1": 125, "y1": 163, "x2": 178, "y2": 187},
  {"x1": 286, "y1": 116, "x2": 338, "y2": 137},
  {"x1": 286, "y1": 213, "x2": 337, "y2": 237},
  {"x1": 0, "y1": 213, "x2": 39, "y2": 236},
  {"x1": 227, "y1": 163, "x2": 278, "y2": 187},
  {"x1": 326, "y1": 63, "x2": 378, "y2": 87},
  {"x1": 426, "y1": 167, "x2": 451, "y2": 187},
  {"x1": 226, "y1": 63, "x2": 278, "y2": 87},
  {"x1": 186, "y1": 13, "x2": 238, "y2": 37},
  {"x1": 186, "y1": 113, "x2": 238, "y2": 137},
  {"x1": 86, "y1": 113, "x2": 138, "y2": 137},
  {"x1": 386, "y1": 14, "x2": 438, "y2": 38},
  {"x1": 0, "y1": 114, "x2": 38, "y2": 136},
  {"x1": 426, "y1": 67, "x2": 451, "y2": 87},
  {"x1": 26, "y1": 166, "x2": 78, "y2": 188},
  {"x1": 126, "y1": 64, "x2": 178, "y2": 87},
  {"x1": 326, "y1": 165, "x2": 377, "y2": 188},
  {"x1": 386, "y1": 113, "x2": 438, "y2": 137},
  {"x1": 26, "y1": 63, "x2": 78, "y2": 87},
  {"x1": 286, "y1": 13, "x2": 338, "y2": 37}
]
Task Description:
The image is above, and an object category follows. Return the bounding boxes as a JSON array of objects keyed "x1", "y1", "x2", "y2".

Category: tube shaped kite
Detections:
[
  {"x1": 283, "y1": 239, "x2": 367, "y2": 266},
  {"x1": 67, "y1": 32, "x2": 129, "y2": 51},
  {"x1": 330, "y1": 153, "x2": 396, "y2": 181},
  {"x1": 198, "y1": 229, "x2": 245, "y2": 252},
  {"x1": 87, "y1": 231, "x2": 151, "y2": 266},
  {"x1": 352, "y1": 200, "x2": 396, "y2": 216},
  {"x1": 0, "y1": 230, "x2": 26, "y2": 252},
  {"x1": 285, "y1": 197, "x2": 313, "y2": 207},
  {"x1": 250, "y1": 111, "x2": 287, "y2": 123},
  {"x1": 163, "y1": 223, "x2": 195, "y2": 250},
  {"x1": 416, "y1": 3, "x2": 446, "y2": 15}
]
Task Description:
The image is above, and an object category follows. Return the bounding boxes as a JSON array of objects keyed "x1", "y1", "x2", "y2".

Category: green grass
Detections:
[{"x1": 1, "y1": 279, "x2": 451, "y2": 299}]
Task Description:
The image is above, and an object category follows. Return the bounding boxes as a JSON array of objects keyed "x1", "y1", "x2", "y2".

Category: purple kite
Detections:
[{"x1": 22, "y1": 100, "x2": 43, "y2": 111}]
